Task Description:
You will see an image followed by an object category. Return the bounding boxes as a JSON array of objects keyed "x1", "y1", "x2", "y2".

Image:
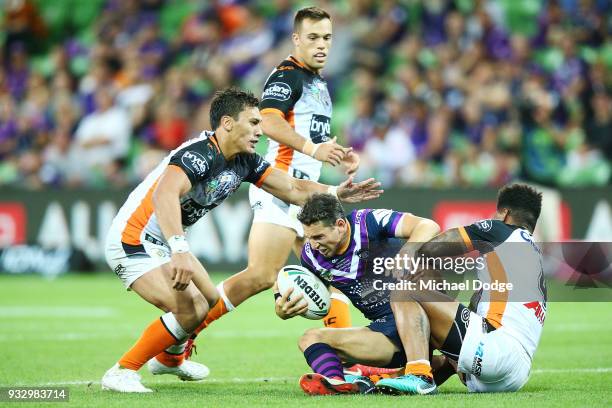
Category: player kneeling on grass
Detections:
[
  {"x1": 376, "y1": 183, "x2": 546, "y2": 395},
  {"x1": 274, "y1": 194, "x2": 440, "y2": 395},
  {"x1": 101, "y1": 88, "x2": 382, "y2": 393}
]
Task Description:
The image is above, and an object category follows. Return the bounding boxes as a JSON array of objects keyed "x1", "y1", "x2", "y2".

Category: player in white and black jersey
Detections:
[{"x1": 376, "y1": 184, "x2": 546, "y2": 395}]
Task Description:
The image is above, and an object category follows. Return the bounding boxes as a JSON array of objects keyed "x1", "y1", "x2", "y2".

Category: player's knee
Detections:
[
  {"x1": 175, "y1": 293, "x2": 209, "y2": 332},
  {"x1": 298, "y1": 328, "x2": 324, "y2": 351}
]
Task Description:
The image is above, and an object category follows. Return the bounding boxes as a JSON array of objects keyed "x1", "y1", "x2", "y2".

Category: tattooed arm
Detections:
[{"x1": 417, "y1": 228, "x2": 471, "y2": 258}]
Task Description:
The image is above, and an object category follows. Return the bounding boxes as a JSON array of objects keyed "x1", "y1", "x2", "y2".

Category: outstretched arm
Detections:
[{"x1": 259, "y1": 168, "x2": 382, "y2": 207}]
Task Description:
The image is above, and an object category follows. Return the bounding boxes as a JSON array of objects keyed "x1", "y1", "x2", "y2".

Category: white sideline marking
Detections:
[
  {"x1": 0, "y1": 330, "x2": 299, "y2": 342},
  {"x1": 3, "y1": 368, "x2": 610, "y2": 388},
  {"x1": 0, "y1": 307, "x2": 117, "y2": 318}
]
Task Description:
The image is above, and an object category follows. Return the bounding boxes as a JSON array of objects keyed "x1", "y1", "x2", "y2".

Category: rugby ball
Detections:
[{"x1": 277, "y1": 265, "x2": 331, "y2": 320}]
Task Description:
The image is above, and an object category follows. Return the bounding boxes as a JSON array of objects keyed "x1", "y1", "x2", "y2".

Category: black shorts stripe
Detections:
[{"x1": 121, "y1": 242, "x2": 150, "y2": 259}]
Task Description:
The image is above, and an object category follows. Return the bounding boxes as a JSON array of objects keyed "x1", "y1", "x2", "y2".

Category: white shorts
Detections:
[
  {"x1": 458, "y1": 311, "x2": 531, "y2": 393},
  {"x1": 105, "y1": 231, "x2": 172, "y2": 289},
  {"x1": 249, "y1": 184, "x2": 304, "y2": 237}
]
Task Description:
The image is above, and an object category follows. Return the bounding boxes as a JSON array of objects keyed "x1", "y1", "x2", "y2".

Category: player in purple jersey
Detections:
[{"x1": 273, "y1": 194, "x2": 440, "y2": 395}]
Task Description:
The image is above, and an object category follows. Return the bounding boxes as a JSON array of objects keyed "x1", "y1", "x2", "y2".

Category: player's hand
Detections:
[
  {"x1": 170, "y1": 252, "x2": 195, "y2": 291},
  {"x1": 275, "y1": 286, "x2": 309, "y2": 320},
  {"x1": 313, "y1": 137, "x2": 345, "y2": 166},
  {"x1": 341, "y1": 149, "x2": 360, "y2": 175},
  {"x1": 336, "y1": 176, "x2": 383, "y2": 203}
]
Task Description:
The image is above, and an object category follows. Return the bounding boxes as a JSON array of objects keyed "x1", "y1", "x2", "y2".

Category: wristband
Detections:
[
  {"x1": 168, "y1": 235, "x2": 190, "y2": 254},
  {"x1": 327, "y1": 185, "x2": 338, "y2": 198},
  {"x1": 303, "y1": 140, "x2": 321, "y2": 158},
  {"x1": 274, "y1": 292, "x2": 282, "y2": 301}
]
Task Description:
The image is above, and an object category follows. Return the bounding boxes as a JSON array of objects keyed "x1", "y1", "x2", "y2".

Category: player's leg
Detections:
[
  {"x1": 376, "y1": 293, "x2": 459, "y2": 395},
  {"x1": 297, "y1": 327, "x2": 398, "y2": 395},
  {"x1": 102, "y1": 261, "x2": 212, "y2": 392},
  {"x1": 188, "y1": 222, "x2": 297, "y2": 342}
]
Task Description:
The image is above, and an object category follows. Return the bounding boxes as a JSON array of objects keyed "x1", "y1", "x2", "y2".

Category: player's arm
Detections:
[
  {"x1": 152, "y1": 165, "x2": 196, "y2": 291},
  {"x1": 259, "y1": 167, "x2": 383, "y2": 206},
  {"x1": 394, "y1": 213, "x2": 441, "y2": 243},
  {"x1": 261, "y1": 111, "x2": 346, "y2": 166},
  {"x1": 417, "y1": 228, "x2": 472, "y2": 258},
  {"x1": 260, "y1": 68, "x2": 347, "y2": 166}
]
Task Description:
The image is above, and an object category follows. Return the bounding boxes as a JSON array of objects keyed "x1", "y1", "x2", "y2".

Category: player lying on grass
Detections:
[
  {"x1": 274, "y1": 193, "x2": 440, "y2": 395},
  {"x1": 101, "y1": 88, "x2": 382, "y2": 393},
  {"x1": 376, "y1": 183, "x2": 546, "y2": 395}
]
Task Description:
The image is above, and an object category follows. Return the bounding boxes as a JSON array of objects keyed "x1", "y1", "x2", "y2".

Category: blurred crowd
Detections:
[{"x1": 0, "y1": 0, "x2": 610, "y2": 189}]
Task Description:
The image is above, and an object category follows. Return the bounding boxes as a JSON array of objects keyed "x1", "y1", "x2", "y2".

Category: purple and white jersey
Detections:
[{"x1": 300, "y1": 209, "x2": 405, "y2": 321}]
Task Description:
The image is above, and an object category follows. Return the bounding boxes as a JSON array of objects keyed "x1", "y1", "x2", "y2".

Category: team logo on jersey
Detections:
[
  {"x1": 476, "y1": 220, "x2": 493, "y2": 232},
  {"x1": 310, "y1": 114, "x2": 331, "y2": 144},
  {"x1": 205, "y1": 170, "x2": 241, "y2": 203},
  {"x1": 263, "y1": 82, "x2": 292, "y2": 101},
  {"x1": 181, "y1": 151, "x2": 209, "y2": 176}
]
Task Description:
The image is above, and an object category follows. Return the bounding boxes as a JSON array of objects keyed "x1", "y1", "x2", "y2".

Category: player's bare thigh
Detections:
[
  {"x1": 129, "y1": 259, "x2": 213, "y2": 330},
  {"x1": 299, "y1": 327, "x2": 400, "y2": 367}
]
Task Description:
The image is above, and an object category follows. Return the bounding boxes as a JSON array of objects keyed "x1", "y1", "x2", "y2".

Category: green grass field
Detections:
[{"x1": 1, "y1": 272, "x2": 611, "y2": 407}]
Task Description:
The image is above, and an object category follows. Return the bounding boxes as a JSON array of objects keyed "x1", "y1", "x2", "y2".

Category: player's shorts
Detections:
[
  {"x1": 440, "y1": 304, "x2": 531, "y2": 393},
  {"x1": 249, "y1": 180, "x2": 304, "y2": 237},
  {"x1": 367, "y1": 313, "x2": 407, "y2": 368},
  {"x1": 105, "y1": 231, "x2": 172, "y2": 289}
]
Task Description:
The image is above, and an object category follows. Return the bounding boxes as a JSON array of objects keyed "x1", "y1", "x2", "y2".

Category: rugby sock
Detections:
[
  {"x1": 119, "y1": 312, "x2": 188, "y2": 371},
  {"x1": 404, "y1": 359, "x2": 433, "y2": 379},
  {"x1": 154, "y1": 342, "x2": 186, "y2": 367},
  {"x1": 304, "y1": 343, "x2": 345, "y2": 380},
  {"x1": 191, "y1": 282, "x2": 234, "y2": 336},
  {"x1": 323, "y1": 292, "x2": 352, "y2": 328}
]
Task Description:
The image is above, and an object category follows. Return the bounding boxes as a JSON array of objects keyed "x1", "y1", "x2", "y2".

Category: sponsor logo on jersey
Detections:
[
  {"x1": 524, "y1": 301, "x2": 546, "y2": 325},
  {"x1": 309, "y1": 114, "x2": 331, "y2": 143},
  {"x1": 472, "y1": 341, "x2": 484, "y2": 377},
  {"x1": 251, "y1": 200, "x2": 263, "y2": 211},
  {"x1": 181, "y1": 151, "x2": 209, "y2": 176},
  {"x1": 262, "y1": 82, "x2": 292, "y2": 101}
]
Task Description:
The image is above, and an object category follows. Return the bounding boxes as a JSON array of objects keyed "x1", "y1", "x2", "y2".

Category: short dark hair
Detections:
[
  {"x1": 294, "y1": 6, "x2": 331, "y2": 32},
  {"x1": 209, "y1": 87, "x2": 259, "y2": 130},
  {"x1": 298, "y1": 194, "x2": 345, "y2": 226},
  {"x1": 497, "y1": 183, "x2": 543, "y2": 231}
]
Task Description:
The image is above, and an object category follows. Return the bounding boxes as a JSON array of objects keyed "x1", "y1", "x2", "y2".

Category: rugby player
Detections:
[
  {"x1": 101, "y1": 88, "x2": 382, "y2": 393},
  {"x1": 184, "y1": 6, "x2": 360, "y2": 362},
  {"x1": 376, "y1": 183, "x2": 546, "y2": 395},
  {"x1": 274, "y1": 194, "x2": 441, "y2": 395}
]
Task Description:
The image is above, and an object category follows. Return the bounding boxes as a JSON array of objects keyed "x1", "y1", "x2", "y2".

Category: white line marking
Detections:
[
  {"x1": 3, "y1": 368, "x2": 610, "y2": 388},
  {"x1": 0, "y1": 307, "x2": 117, "y2": 318}
]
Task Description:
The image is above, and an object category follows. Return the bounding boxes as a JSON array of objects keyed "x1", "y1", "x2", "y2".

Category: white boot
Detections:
[
  {"x1": 101, "y1": 363, "x2": 153, "y2": 393},
  {"x1": 147, "y1": 358, "x2": 210, "y2": 381}
]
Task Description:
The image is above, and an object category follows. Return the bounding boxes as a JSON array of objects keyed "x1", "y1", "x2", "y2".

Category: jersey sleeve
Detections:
[
  {"x1": 244, "y1": 153, "x2": 272, "y2": 187},
  {"x1": 168, "y1": 141, "x2": 212, "y2": 186},
  {"x1": 460, "y1": 220, "x2": 514, "y2": 253},
  {"x1": 259, "y1": 68, "x2": 303, "y2": 117},
  {"x1": 365, "y1": 209, "x2": 405, "y2": 239}
]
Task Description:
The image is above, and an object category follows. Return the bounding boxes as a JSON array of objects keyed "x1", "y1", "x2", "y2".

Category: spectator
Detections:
[{"x1": 69, "y1": 88, "x2": 131, "y2": 186}]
